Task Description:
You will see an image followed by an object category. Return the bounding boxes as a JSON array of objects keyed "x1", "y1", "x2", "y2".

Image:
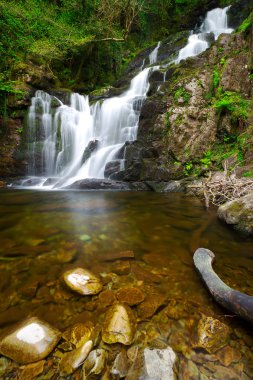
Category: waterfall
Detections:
[
  {"x1": 176, "y1": 6, "x2": 233, "y2": 63},
  {"x1": 149, "y1": 41, "x2": 161, "y2": 65},
  {"x1": 24, "y1": 42, "x2": 161, "y2": 188}
]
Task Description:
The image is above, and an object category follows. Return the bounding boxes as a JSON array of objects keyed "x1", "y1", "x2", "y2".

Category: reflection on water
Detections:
[{"x1": 0, "y1": 189, "x2": 253, "y2": 376}]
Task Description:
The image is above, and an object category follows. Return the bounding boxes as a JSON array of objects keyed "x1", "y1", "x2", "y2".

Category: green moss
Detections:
[
  {"x1": 213, "y1": 91, "x2": 250, "y2": 121},
  {"x1": 213, "y1": 69, "x2": 220, "y2": 88},
  {"x1": 238, "y1": 18, "x2": 252, "y2": 33},
  {"x1": 174, "y1": 87, "x2": 191, "y2": 104}
]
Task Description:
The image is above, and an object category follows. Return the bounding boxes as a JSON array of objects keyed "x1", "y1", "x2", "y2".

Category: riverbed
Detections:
[{"x1": 0, "y1": 189, "x2": 252, "y2": 378}]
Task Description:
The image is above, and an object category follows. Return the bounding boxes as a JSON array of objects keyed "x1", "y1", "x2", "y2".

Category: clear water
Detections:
[{"x1": 0, "y1": 189, "x2": 252, "y2": 376}]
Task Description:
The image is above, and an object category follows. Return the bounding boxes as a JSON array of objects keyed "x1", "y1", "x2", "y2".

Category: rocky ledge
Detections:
[{"x1": 218, "y1": 192, "x2": 253, "y2": 235}]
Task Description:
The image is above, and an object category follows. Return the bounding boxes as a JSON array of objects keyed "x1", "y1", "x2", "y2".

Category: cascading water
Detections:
[
  {"x1": 176, "y1": 6, "x2": 233, "y2": 63},
  {"x1": 23, "y1": 42, "x2": 160, "y2": 189},
  {"x1": 21, "y1": 6, "x2": 233, "y2": 189}
]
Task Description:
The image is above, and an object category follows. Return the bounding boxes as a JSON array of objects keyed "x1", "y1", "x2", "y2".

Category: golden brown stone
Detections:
[
  {"x1": 98, "y1": 290, "x2": 116, "y2": 307},
  {"x1": 216, "y1": 345, "x2": 241, "y2": 367},
  {"x1": 116, "y1": 287, "x2": 145, "y2": 306},
  {"x1": 59, "y1": 340, "x2": 93, "y2": 375},
  {"x1": 18, "y1": 360, "x2": 45, "y2": 380},
  {"x1": 137, "y1": 293, "x2": 167, "y2": 320},
  {"x1": 194, "y1": 315, "x2": 231, "y2": 354},
  {"x1": 0, "y1": 317, "x2": 61, "y2": 364},
  {"x1": 102, "y1": 304, "x2": 136, "y2": 345},
  {"x1": 62, "y1": 267, "x2": 103, "y2": 295},
  {"x1": 62, "y1": 322, "x2": 94, "y2": 348}
]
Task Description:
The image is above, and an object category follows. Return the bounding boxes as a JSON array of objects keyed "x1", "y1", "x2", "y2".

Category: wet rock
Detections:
[
  {"x1": 116, "y1": 287, "x2": 145, "y2": 306},
  {"x1": 0, "y1": 317, "x2": 61, "y2": 364},
  {"x1": 104, "y1": 160, "x2": 121, "y2": 178},
  {"x1": 98, "y1": 289, "x2": 116, "y2": 307},
  {"x1": 59, "y1": 339, "x2": 93, "y2": 376},
  {"x1": 137, "y1": 293, "x2": 167, "y2": 320},
  {"x1": 63, "y1": 267, "x2": 103, "y2": 295},
  {"x1": 195, "y1": 315, "x2": 231, "y2": 353},
  {"x1": 213, "y1": 364, "x2": 241, "y2": 380},
  {"x1": 126, "y1": 347, "x2": 177, "y2": 380},
  {"x1": 102, "y1": 304, "x2": 136, "y2": 345},
  {"x1": 0, "y1": 357, "x2": 10, "y2": 377},
  {"x1": 62, "y1": 322, "x2": 94, "y2": 348},
  {"x1": 218, "y1": 193, "x2": 253, "y2": 235},
  {"x1": 111, "y1": 351, "x2": 129, "y2": 378},
  {"x1": 81, "y1": 140, "x2": 99, "y2": 165},
  {"x1": 82, "y1": 349, "x2": 107, "y2": 379},
  {"x1": 18, "y1": 360, "x2": 45, "y2": 380},
  {"x1": 216, "y1": 345, "x2": 241, "y2": 367},
  {"x1": 102, "y1": 250, "x2": 135, "y2": 261},
  {"x1": 65, "y1": 178, "x2": 130, "y2": 190},
  {"x1": 112, "y1": 261, "x2": 131, "y2": 275}
]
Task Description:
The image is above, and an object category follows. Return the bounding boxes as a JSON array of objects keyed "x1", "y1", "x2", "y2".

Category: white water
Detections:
[
  {"x1": 22, "y1": 7, "x2": 233, "y2": 189},
  {"x1": 176, "y1": 6, "x2": 233, "y2": 63},
  {"x1": 24, "y1": 43, "x2": 160, "y2": 188}
]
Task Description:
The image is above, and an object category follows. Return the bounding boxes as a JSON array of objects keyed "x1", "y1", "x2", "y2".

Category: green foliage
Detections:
[
  {"x1": 174, "y1": 87, "x2": 191, "y2": 104},
  {"x1": 200, "y1": 150, "x2": 213, "y2": 168},
  {"x1": 238, "y1": 18, "x2": 252, "y2": 32},
  {"x1": 242, "y1": 170, "x2": 253, "y2": 177},
  {"x1": 212, "y1": 69, "x2": 220, "y2": 88},
  {"x1": 213, "y1": 91, "x2": 250, "y2": 121},
  {"x1": 184, "y1": 161, "x2": 193, "y2": 176}
]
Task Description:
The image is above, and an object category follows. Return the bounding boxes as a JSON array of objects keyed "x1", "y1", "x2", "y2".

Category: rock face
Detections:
[
  {"x1": 102, "y1": 304, "x2": 136, "y2": 345},
  {"x1": 218, "y1": 192, "x2": 253, "y2": 234},
  {"x1": 63, "y1": 268, "x2": 103, "y2": 295},
  {"x1": 0, "y1": 317, "x2": 61, "y2": 364}
]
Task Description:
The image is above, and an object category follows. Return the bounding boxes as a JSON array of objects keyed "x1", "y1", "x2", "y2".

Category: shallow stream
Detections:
[{"x1": 0, "y1": 189, "x2": 252, "y2": 378}]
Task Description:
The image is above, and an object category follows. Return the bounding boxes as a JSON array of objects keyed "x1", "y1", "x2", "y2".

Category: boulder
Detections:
[
  {"x1": 218, "y1": 192, "x2": 253, "y2": 235},
  {"x1": 65, "y1": 178, "x2": 130, "y2": 190},
  {"x1": 0, "y1": 317, "x2": 61, "y2": 364}
]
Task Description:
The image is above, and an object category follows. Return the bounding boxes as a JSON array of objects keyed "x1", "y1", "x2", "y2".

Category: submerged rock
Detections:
[
  {"x1": 195, "y1": 315, "x2": 231, "y2": 354},
  {"x1": 218, "y1": 193, "x2": 253, "y2": 235},
  {"x1": 82, "y1": 349, "x2": 107, "y2": 379},
  {"x1": 116, "y1": 287, "x2": 145, "y2": 306},
  {"x1": 63, "y1": 268, "x2": 103, "y2": 295},
  {"x1": 18, "y1": 360, "x2": 45, "y2": 380},
  {"x1": 126, "y1": 347, "x2": 177, "y2": 380},
  {"x1": 0, "y1": 317, "x2": 61, "y2": 364},
  {"x1": 59, "y1": 339, "x2": 93, "y2": 375},
  {"x1": 111, "y1": 351, "x2": 129, "y2": 378},
  {"x1": 102, "y1": 304, "x2": 136, "y2": 345},
  {"x1": 62, "y1": 322, "x2": 94, "y2": 348}
]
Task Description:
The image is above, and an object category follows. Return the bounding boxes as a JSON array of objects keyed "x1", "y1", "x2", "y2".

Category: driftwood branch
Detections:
[
  {"x1": 193, "y1": 248, "x2": 253, "y2": 324},
  {"x1": 188, "y1": 170, "x2": 253, "y2": 208}
]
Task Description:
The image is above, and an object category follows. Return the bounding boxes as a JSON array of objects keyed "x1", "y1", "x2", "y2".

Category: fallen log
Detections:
[{"x1": 193, "y1": 248, "x2": 253, "y2": 323}]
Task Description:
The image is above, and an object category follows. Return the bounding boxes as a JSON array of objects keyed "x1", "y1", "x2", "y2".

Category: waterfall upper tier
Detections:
[{"x1": 176, "y1": 6, "x2": 233, "y2": 63}]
